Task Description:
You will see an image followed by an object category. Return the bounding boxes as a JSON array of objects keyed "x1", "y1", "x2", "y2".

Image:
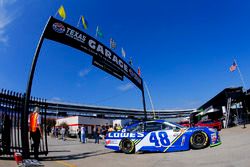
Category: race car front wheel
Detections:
[
  {"x1": 120, "y1": 138, "x2": 135, "y2": 154},
  {"x1": 190, "y1": 131, "x2": 209, "y2": 149}
]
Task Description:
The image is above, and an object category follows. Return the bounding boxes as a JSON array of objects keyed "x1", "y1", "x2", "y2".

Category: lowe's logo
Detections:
[{"x1": 108, "y1": 132, "x2": 144, "y2": 138}]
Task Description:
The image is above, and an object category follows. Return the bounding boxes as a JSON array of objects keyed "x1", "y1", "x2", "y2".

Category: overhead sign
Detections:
[
  {"x1": 43, "y1": 17, "x2": 143, "y2": 90},
  {"x1": 92, "y1": 57, "x2": 124, "y2": 81}
]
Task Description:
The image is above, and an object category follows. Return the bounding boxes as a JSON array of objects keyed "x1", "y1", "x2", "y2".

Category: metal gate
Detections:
[{"x1": 0, "y1": 89, "x2": 48, "y2": 157}]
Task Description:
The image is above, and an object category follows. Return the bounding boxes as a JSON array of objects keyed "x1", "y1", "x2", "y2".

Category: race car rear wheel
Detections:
[
  {"x1": 190, "y1": 131, "x2": 209, "y2": 149},
  {"x1": 120, "y1": 138, "x2": 135, "y2": 154}
]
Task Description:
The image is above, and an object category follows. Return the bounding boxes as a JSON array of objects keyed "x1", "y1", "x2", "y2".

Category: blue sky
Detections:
[{"x1": 0, "y1": 0, "x2": 250, "y2": 110}]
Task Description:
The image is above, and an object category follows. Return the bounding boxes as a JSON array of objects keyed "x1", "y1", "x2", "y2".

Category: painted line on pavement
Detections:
[{"x1": 55, "y1": 161, "x2": 77, "y2": 167}]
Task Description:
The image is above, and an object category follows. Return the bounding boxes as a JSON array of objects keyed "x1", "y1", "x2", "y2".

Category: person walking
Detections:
[
  {"x1": 114, "y1": 124, "x2": 118, "y2": 131},
  {"x1": 101, "y1": 125, "x2": 107, "y2": 140},
  {"x1": 61, "y1": 126, "x2": 66, "y2": 141},
  {"x1": 29, "y1": 106, "x2": 42, "y2": 160},
  {"x1": 77, "y1": 127, "x2": 81, "y2": 142},
  {"x1": 95, "y1": 126, "x2": 101, "y2": 144},
  {"x1": 51, "y1": 127, "x2": 54, "y2": 137},
  {"x1": 55, "y1": 127, "x2": 58, "y2": 138},
  {"x1": 108, "y1": 125, "x2": 114, "y2": 132},
  {"x1": 46, "y1": 126, "x2": 51, "y2": 136},
  {"x1": 81, "y1": 126, "x2": 86, "y2": 143},
  {"x1": 116, "y1": 124, "x2": 122, "y2": 131},
  {"x1": 93, "y1": 126, "x2": 97, "y2": 143}
]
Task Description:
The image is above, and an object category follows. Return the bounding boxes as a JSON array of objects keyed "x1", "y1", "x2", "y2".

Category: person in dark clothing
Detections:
[
  {"x1": 46, "y1": 126, "x2": 51, "y2": 136},
  {"x1": 77, "y1": 127, "x2": 81, "y2": 142},
  {"x1": 95, "y1": 126, "x2": 101, "y2": 144},
  {"x1": 101, "y1": 125, "x2": 107, "y2": 139}
]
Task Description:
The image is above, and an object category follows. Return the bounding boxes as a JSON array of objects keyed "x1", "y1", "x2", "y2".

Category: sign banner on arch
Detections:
[
  {"x1": 92, "y1": 57, "x2": 124, "y2": 81},
  {"x1": 43, "y1": 17, "x2": 143, "y2": 90}
]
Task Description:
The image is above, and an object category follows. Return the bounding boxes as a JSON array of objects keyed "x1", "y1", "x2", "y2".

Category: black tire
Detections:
[
  {"x1": 120, "y1": 138, "x2": 135, "y2": 154},
  {"x1": 190, "y1": 131, "x2": 209, "y2": 149}
]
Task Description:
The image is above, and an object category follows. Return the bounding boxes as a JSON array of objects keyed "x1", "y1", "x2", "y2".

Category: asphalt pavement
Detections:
[{"x1": 1, "y1": 124, "x2": 250, "y2": 167}]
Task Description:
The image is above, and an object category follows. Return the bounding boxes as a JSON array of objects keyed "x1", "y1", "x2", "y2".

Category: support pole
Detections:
[
  {"x1": 77, "y1": 16, "x2": 81, "y2": 28},
  {"x1": 22, "y1": 35, "x2": 45, "y2": 158},
  {"x1": 22, "y1": 17, "x2": 50, "y2": 158},
  {"x1": 141, "y1": 81, "x2": 147, "y2": 121},
  {"x1": 234, "y1": 59, "x2": 247, "y2": 91},
  {"x1": 144, "y1": 81, "x2": 155, "y2": 119}
]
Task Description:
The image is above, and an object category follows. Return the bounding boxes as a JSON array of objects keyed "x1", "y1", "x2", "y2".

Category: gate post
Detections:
[
  {"x1": 22, "y1": 18, "x2": 51, "y2": 158},
  {"x1": 22, "y1": 35, "x2": 45, "y2": 158}
]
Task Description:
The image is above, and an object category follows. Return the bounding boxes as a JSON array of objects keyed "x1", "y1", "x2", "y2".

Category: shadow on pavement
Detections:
[{"x1": 40, "y1": 150, "x2": 113, "y2": 161}]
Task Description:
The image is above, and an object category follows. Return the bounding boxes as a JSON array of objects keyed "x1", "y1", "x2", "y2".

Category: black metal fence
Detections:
[{"x1": 0, "y1": 89, "x2": 48, "y2": 157}]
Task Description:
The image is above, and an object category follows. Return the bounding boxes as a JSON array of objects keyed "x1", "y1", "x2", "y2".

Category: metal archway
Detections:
[{"x1": 22, "y1": 17, "x2": 146, "y2": 158}]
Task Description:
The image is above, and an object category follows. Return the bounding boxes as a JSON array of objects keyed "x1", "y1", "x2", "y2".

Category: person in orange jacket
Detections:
[{"x1": 29, "y1": 106, "x2": 42, "y2": 160}]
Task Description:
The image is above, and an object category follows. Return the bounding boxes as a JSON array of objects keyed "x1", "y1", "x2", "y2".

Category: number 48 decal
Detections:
[{"x1": 149, "y1": 132, "x2": 170, "y2": 147}]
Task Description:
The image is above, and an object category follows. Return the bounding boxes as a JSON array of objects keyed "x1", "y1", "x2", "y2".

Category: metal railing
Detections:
[{"x1": 0, "y1": 89, "x2": 48, "y2": 157}]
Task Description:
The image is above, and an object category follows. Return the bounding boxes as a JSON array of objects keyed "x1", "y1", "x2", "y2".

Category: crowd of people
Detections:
[
  {"x1": 46, "y1": 123, "x2": 122, "y2": 144},
  {"x1": 77, "y1": 123, "x2": 122, "y2": 144},
  {"x1": 48, "y1": 126, "x2": 68, "y2": 141},
  {"x1": 28, "y1": 107, "x2": 125, "y2": 160}
]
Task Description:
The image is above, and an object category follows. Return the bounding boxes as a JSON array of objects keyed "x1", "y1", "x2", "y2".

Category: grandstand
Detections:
[{"x1": 46, "y1": 100, "x2": 194, "y2": 119}]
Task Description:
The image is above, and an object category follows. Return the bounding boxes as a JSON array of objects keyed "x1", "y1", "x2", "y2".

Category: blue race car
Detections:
[{"x1": 105, "y1": 120, "x2": 221, "y2": 154}]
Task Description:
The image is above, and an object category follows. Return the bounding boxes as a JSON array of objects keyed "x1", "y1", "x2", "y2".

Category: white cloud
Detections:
[
  {"x1": 79, "y1": 68, "x2": 91, "y2": 78},
  {"x1": 117, "y1": 83, "x2": 134, "y2": 91},
  {"x1": 50, "y1": 97, "x2": 62, "y2": 102},
  {"x1": 0, "y1": 30, "x2": 8, "y2": 43},
  {"x1": 0, "y1": 0, "x2": 16, "y2": 6},
  {"x1": 0, "y1": 0, "x2": 17, "y2": 45}
]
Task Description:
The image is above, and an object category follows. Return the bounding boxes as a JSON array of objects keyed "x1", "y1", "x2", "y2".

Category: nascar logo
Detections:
[{"x1": 52, "y1": 22, "x2": 66, "y2": 33}]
